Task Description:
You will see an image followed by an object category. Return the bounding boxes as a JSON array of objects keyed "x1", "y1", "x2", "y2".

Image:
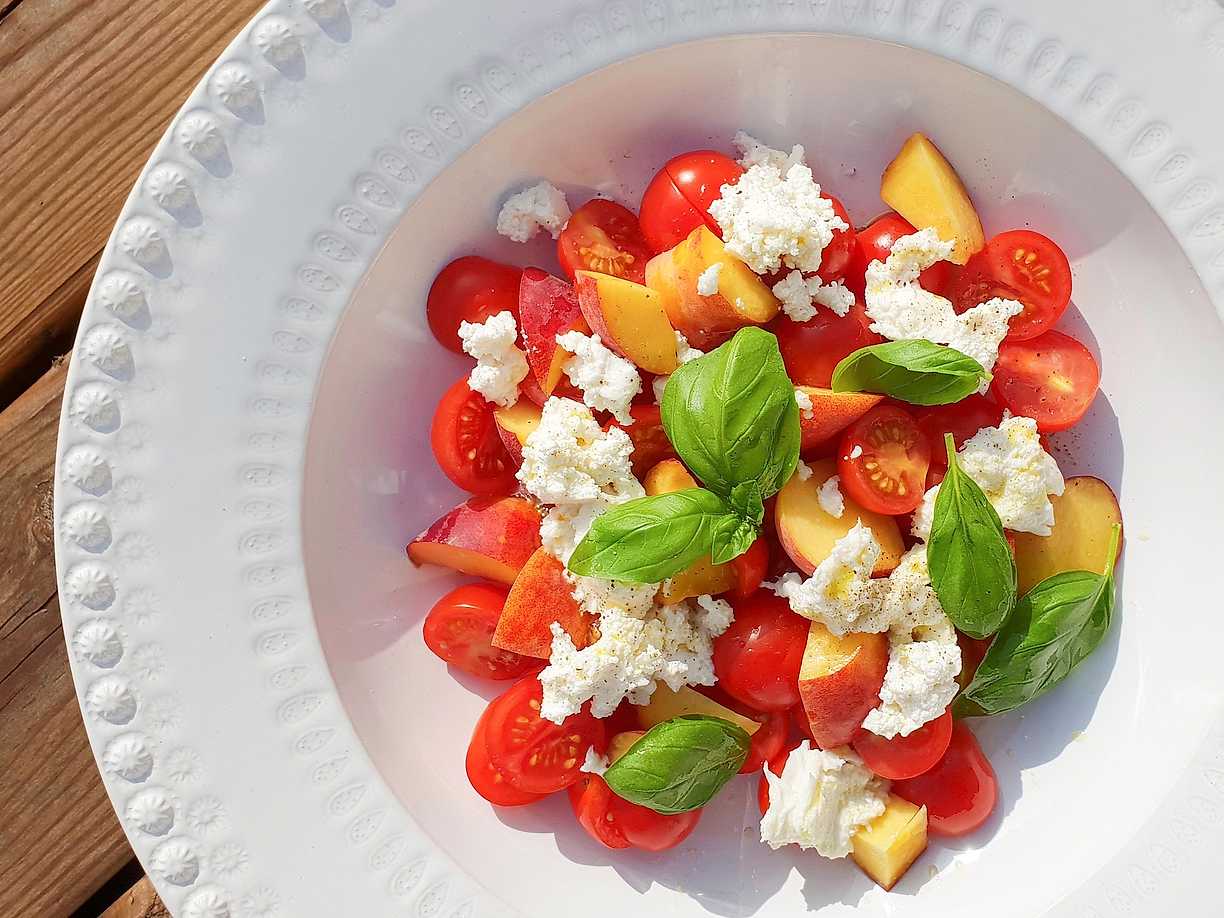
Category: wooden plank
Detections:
[
  {"x1": 0, "y1": 0, "x2": 265, "y2": 399},
  {"x1": 0, "y1": 361, "x2": 133, "y2": 917},
  {"x1": 100, "y1": 875, "x2": 168, "y2": 918}
]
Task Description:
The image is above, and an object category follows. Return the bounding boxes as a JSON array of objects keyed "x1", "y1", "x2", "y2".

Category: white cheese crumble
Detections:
[
  {"x1": 495, "y1": 180, "x2": 571, "y2": 242},
  {"x1": 861, "y1": 628, "x2": 961, "y2": 739},
  {"x1": 795, "y1": 461, "x2": 813, "y2": 482},
  {"x1": 773, "y1": 270, "x2": 855, "y2": 322},
  {"x1": 555, "y1": 331, "x2": 642, "y2": 426},
  {"x1": 581, "y1": 747, "x2": 609, "y2": 776},
  {"x1": 652, "y1": 332, "x2": 704, "y2": 404},
  {"x1": 733, "y1": 130, "x2": 806, "y2": 172},
  {"x1": 696, "y1": 262, "x2": 723, "y2": 296},
  {"x1": 708, "y1": 162, "x2": 848, "y2": 275},
  {"x1": 794, "y1": 388, "x2": 814, "y2": 419},
  {"x1": 775, "y1": 521, "x2": 884, "y2": 635},
  {"x1": 864, "y1": 228, "x2": 1022, "y2": 380},
  {"x1": 457, "y1": 311, "x2": 529, "y2": 408},
  {"x1": 760, "y1": 742, "x2": 888, "y2": 858},
  {"x1": 818, "y1": 475, "x2": 845, "y2": 518}
]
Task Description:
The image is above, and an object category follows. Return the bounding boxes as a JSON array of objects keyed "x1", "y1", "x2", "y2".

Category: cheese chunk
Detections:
[{"x1": 458, "y1": 311, "x2": 529, "y2": 408}]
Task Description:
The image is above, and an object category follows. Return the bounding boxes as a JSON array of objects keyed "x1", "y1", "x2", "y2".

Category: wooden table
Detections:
[{"x1": 0, "y1": 2, "x2": 265, "y2": 914}]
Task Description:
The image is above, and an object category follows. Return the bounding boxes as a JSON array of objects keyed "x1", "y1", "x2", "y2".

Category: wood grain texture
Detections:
[
  {"x1": 0, "y1": 361, "x2": 132, "y2": 917},
  {"x1": 100, "y1": 875, "x2": 169, "y2": 918},
  {"x1": 0, "y1": 0, "x2": 265, "y2": 401}
]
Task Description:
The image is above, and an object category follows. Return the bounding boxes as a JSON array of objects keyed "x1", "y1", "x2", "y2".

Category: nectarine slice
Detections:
[
  {"x1": 851, "y1": 795, "x2": 928, "y2": 890},
  {"x1": 608, "y1": 731, "x2": 646, "y2": 764},
  {"x1": 575, "y1": 271, "x2": 678, "y2": 375},
  {"x1": 493, "y1": 398, "x2": 542, "y2": 466},
  {"x1": 1013, "y1": 475, "x2": 1123, "y2": 595},
  {"x1": 635, "y1": 685, "x2": 761, "y2": 736},
  {"x1": 493, "y1": 548, "x2": 592, "y2": 658},
  {"x1": 518, "y1": 268, "x2": 589, "y2": 394},
  {"x1": 407, "y1": 496, "x2": 541, "y2": 585},
  {"x1": 798, "y1": 621, "x2": 888, "y2": 749},
  {"x1": 797, "y1": 387, "x2": 885, "y2": 453},
  {"x1": 643, "y1": 458, "x2": 698, "y2": 495}
]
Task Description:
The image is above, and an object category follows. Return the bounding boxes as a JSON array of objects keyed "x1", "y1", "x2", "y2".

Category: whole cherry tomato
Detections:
[
  {"x1": 893, "y1": 721, "x2": 999, "y2": 836},
  {"x1": 427, "y1": 256, "x2": 522, "y2": 353},
  {"x1": 713, "y1": 593, "x2": 809, "y2": 711},
  {"x1": 638, "y1": 151, "x2": 744, "y2": 253}
]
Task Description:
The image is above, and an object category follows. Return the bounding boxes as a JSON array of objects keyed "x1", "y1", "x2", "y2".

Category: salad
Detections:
[{"x1": 408, "y1": 130, "x2": 1122, "y2": 889}]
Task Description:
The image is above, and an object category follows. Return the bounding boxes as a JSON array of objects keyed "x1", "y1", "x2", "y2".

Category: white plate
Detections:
[{"x1": 55, "y1": 1, "x2": 1224, "y2": 915}]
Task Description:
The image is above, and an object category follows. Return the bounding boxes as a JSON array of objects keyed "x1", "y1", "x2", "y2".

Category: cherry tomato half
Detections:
[
  {"x1": 741, "y1": 709, "x2": 789, "y2": 774},
  {"x1": 427, "y1": 256, "x2": 522, "y2": 354},
  {"x1": 466, "y1": 706, "x2": 549, "y2": 806},
  {"x1": 730, "y1": 538, "x2": 769, "y2": 600},
  {"x1": 557, "y1": 199, "x2": 652, "y2": 284},
  {"x1": 947, "y1": 230, "x2": 1072, "y2": 341},
  {"x1": 423, "y1": 583, "x2": 536, "y2": 680},
  {"x1": 852, "y1": 709, "x2": 954, "y2": 780},
  {"x1": 845, "y1": 213, "x2": 952, "y2": 301},
  {"x1": 816, "y1": 195, "x2": 857, "y2": 284},
  {"x1": 638, "y1": 150, "x2": 744, "y2": 253},
  {"x1": 991, "y1": 330, "x2": 1100, "y2": 433},
  {"x1": 713, "y1": 592, "x2": 809, "y2": 712},
  {"x1": 772, "y1": 303, "x2": 883, "y2": 389},
  {"x1": 605, "y1": 404, "x2": 676, "y2": 478},
  {"x1": 915, "y1": 394, "x2": 1005, "y2": 470},
  {"x1": 893, "y1": 721, "x2": 998, "y2": 836},
  {"x1": 430, "y1": 378, "x2": 519, "y2": 495},
  {"x1": 838, "y1": 404, "x2": 931, "y2": 515},
  {"x1": 568, "y1": 774, "x2": 702, "y2": 851},
  {"x1": 485, "y1": 675, "x2": 605, "y2": 795}
]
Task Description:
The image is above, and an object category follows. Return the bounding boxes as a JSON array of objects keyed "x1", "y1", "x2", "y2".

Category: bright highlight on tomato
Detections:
[{"x1": 838, "y1": 404, "x2": 931, "y2": 515}]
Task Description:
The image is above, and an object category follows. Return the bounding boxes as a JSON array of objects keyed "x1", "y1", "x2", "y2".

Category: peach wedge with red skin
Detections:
[
  {"x1": 797, "y1": 387, "x2": 884, "y2": 454},
  {"x1": 492, "y1": 399, "x2": 542, "y2": 466},
  {"x1": 407, "y1": 496, "x2": 541, "y2": 585},
  {"x1": 1013, "y1": 475, "x2": 1123, "y2": 595},
  {"x1": 518, "y1": 268, "x2": 588, "y2": 395},
  {"x1": 574, "y1": 270, "x2": 678, "y2": 375},
  {"x1": 493, "y1": 548, "x2": 592, "y2": 658},
  {"x1": 798, "y1": 621, "x2": 889, "y2": 749}
]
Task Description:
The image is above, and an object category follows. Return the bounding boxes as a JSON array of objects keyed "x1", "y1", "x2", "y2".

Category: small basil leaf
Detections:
[
  {"x1": 955, "y1": 524, "x2": 1121, "y2": 717},
  {"x1": 567, "y1": 489, "x2": 737, "y2": 583},
  {"x1": 831, "y1": 340, "x2": 989, "y2": 406},
  {"x1": 603, "y1": 715, "x2": 750, "y2": 814},
  {"x1": 662, "y1": 327, "x2": 800, "y2": 503},
  {"x1": 729, "y1": 481, "x2": 765, "y2": 527},
  {"x1": 710, "y1": 516, "x2": 757, "y2": 566},
  {"x1": 928, "y1": 434, "x2": 1017, "y2": 638}
]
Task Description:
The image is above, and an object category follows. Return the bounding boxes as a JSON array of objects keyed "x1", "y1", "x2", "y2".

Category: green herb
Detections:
[
  {"x1": 928, "y1": 434, "x2": 1017, "y2": 639},
  {"x1": 603, "y1": 715, "x2": 750, "y2": 814},
  {"x1": 955, "y1": 524, "x2": 1122, "y2": 717},
  {"x1": 568, "y1": 327, "x2": 799, "y2": 582},
  {"x1": 831, "y1": 340, "x2": 989, "y2": 406}
]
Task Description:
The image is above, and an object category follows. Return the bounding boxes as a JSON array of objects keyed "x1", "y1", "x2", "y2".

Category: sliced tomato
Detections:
[
  {"x1": 816, "y1": 195, "x2": 857, "y2": 283},
  {"x1": 430, "y1": 377, "x2": 518, "y2": 495},
  {"x1": 485, "y1": 675, "x2": 605, "y2": 794},
  {"x1": 852, "y1": 709, "x2": 953, "y2": 780},
  {"x1": 845, "y1": 213, "x2": 952, "y2": 300},
  {"x1": 605, "y1": 404, "x2": 676, "y2": 478},
  {"x1": 947, "y1": 230, "x2": 1072, "y2": 341},
  {"x1": 639, "y1": 150, "x2": 744, "y2": 253},
  {"x1": 466, "y1": 706, "x2": 549, "y2": 806},
  {"x1": 568, "y1": 774, "x2": 630, "y2": 848},
  {"x1": 772, "y1": 302, "x2": 883, "y2": 388},
  {"x1": 423, "y1": 584, "x2": 536, "y2": 680},
  {"x1": 893, "y1": 721, "x2": 998, "y2": 836},
  {"x1": 557, "y1": 199, "x2": 652, "y2": 284},
  {"x1": 713, "y1": 593, "x2": 809, "y2": 712},
  {"x1": 568, "y1": 774, "x2": 701, "y2": 851},
  {"x1": 741, "y1": 709, "x2": 788, "y2": 775},
  {"x1": 992, "y1": 330, "x2": 1100, "y2": 433},
  {"x1": 838, "y1": 404, "x2": 931, "y2": 515},
  {"x1": 915, "y1": 394, "x2": 1005, "y2": 469},
  {"x1": 427, "y1": 256, "x2": 522, "y2": 354},
  {"x1": 730, "y1": 538, "x2": 769, "y2": 599}
]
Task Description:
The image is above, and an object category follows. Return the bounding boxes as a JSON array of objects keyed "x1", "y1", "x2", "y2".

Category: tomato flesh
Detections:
[
  {"x1": 557, "y1": 199, "x2": 652, "y2": 284},
  {"x1": 568, "y1": 774, "x2": 701, "y2": 851},
  {"x1": 467, "y1": 706, "x2": 549, "y2": 806},
  {"x1": 638, "y1": 150, "x2": 743, "y2": 253},
  {"x1": 430, "y1": 377, "x2": 519, "y2": 495},
  {"x1": 845, "y1": 213, "x2": 951, "y2": 300},
  {"x1": 423, "y1": 584, "x2": 535, "y2": 680},
  {"x1": 713, "y1": 593, "x2": 809, "y2": 712},
  {"x1": 948, "y1": 230, "x2": 1072, "y2": 341},
  {"x1": 991, "y1": 330, "x2": 1100, "y2": 433},
  {"x1": 838, "y1": 404, "x2": 931, "y2": 515},
  {"x1": 772, "y1": 303, "x2": 883, "y2": 388},
  {"x1": 915, "y1": 394, "x2": 1005, "y2": 469},
  {"x1": 730, "y1": 538, "x2": 769, "y2": 600},
  {"x1": 893, "y1": 721, "x2": 998, "y2": 836},
  {"x1": 852, "y1": 709, "x2": 953, "y2": 780},
  {"x1": 427, "y1": 256, "x2": 522, "y2": 354}
]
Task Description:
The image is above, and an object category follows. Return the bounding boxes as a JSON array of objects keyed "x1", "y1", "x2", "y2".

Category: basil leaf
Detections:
[
  {"x1": 831, "y1": 340, "x2": 989, "y2": 406},
  {"x1": 928, "y1": 434, "x2": 1017, "y2": 638},
  {"x1": 729, "y1": 481, "x2": 765, "y2": 527},
  {"x1": 710, "y1": 517, "x2": 757, "y2": 566},
  {"x1": 568, "y1": 489, "x2": 738, "y2": 583},
  {"x1": 603, "y1": 715, "x2": 750, "y2": 814},
  {"x1": 662, "y1": 327, "x2": 800, "y2": 503},
  {"x1": 955, "y1": 524, "x2": 1121, "y2": 717}
]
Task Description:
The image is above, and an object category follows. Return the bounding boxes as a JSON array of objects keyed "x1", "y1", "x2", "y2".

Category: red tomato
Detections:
[
  {"x1": 893, "y1": 721, "x2": 998, "y2": 836},
  {"x1": 741, "y1": 709, "x2": 788, "y2": 774},
  {"x1": 466, "y1": 706, "x2": 549, "y2": 806},
  {"x1": 817, "y1": 195, "x2": 857, "y2": 283},
  {"x1": 638, "y1": 150, "x2": 744, "y2": 253},
  {"x1": 838, "y1": 404, "x2": 931, "y2": 515},
  {"x1": 915, "y1": 394, "x2": 1005, "y2": 469},
  {"x1": 430, "y1": 378, "x2": 518, "y2": 495},
  {"x1": 713, "y1": 593, "x2": 809, "y2": 711},
  {"x1": 957, "y1": 631, "x2": 995, "y2": 688},
  {"x1": 845, "y1": 213, "x2": 952, "y2": 300},
  {"x1": 791, "y1": 703, "x2": 815, "y2": 743},
  {"x1": 485, "y1": 675, "x2": 605, "y2": 794},
  {"x1": 772, "y1": 303, "x2": 883, "y2": 388},
  {"x1": 757, "y1": 742, "x2": 800, "y2": 814},
  {"x1": 947, "y1": 230, "x2": 1072, "y2": 341},
  {"x1": 423, "y1": 584, "x2": 536, "y2": 681},
  {"x1": 568, "y1": 774, "x2": 701, "y2": 851},
  {"x1": 851, "y1": 710, "x2": 954, "y2": 780},
  {"x1": 557, "y1": 199, "x2": 652, "y2": 284},
  {"x1": 427, "y1": 256, "x2": 522, "y2": 354},
  {"x1": 605, "y1": 404, "x2": 676, "y2": 478},
  {"x1": 992, "y1": 330, "x2": 1100, "y2": 433},
  {"x1": 730, "y1": 538, "x2": 769, "y2": 599}
]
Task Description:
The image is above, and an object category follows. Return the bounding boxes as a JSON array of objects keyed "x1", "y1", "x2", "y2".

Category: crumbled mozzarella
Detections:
[
  {"x1": 818, "y1": 475, "x2": 845, "y2": 519},
  {"x1": 774, "y1": 270, "x2": 856, "y2": 323},
  {"x1": 540, "y1": 501, "x2": 609, "y2": 563},
  {"x1": 760, "y1": 742, "x2": 888, "y2": 858},
  {"x1": 696, "y1": 262, "x2": 722, "y2": 296},
  {"x1": 652, "y1": 332, "x2": 704, "y2": 404},
  {"x1": 581, "y1": 747, "x2": 609, "y2": 775},
  {"x1": 458, "y1": 311, "x2": 529, "y2": 407},
  {"x1": 794, "y1": 388, "x2": 814, "y2": 419},
  {"x1": 708, "y1": 162, "x2": 848, "y2": 275},
  {"x1": 775, "y1": 521, "x2": 886, "y2": 635},
  {"x1": 813, "y1": 280, "x2": 855, "y2": 318},
  {"x1": 732, "y1": 130, "x2": 806, "y2": 172},
  {"x1": 879, "y1": 545, "x2": 956, "y2": 645},
  {"x1": 496, "y1": 180, "x2": 571, "y2": 242},
  {"x1": 795, "y1": 461, "x2": 814, "y2": 482},
  {"x1": 555, "y1": 331, "x2": 642, "y2": 426},
  {"x1": 864, "y1": 228, "x2": 1022, "y2": 380},
  {"x1": 862, "y1": 628, "x2": 961, "y2": 739},
  {"x1": 517, "y1": 397, "x2": 644, "y2": 505}
]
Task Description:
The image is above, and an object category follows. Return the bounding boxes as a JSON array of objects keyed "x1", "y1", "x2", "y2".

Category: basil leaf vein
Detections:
[{"x1": 831, "y1": 340, "x2": 988, "y2": 406}]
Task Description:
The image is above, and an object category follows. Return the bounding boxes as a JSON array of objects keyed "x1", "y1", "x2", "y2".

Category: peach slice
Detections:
[
  {"x1": 797, "y1": 387, "x2": 885, "y2": 454},
  {"x1": 798, "y1": 621, "x2": 889, "y2": 749},
  {"x1": 635, "y1": 685, "x2": 761, "y2": 736},
  {"x1": 608, "y1": 731, "x2": 646, "y2": 763},
  {"x1": 851, "y1": 795, "x2": 928, "y2": 890},
  {"x1": 407, "y1": 496, "x2": 541, "y2": 585},
  {"x1": 492, "y1": 399, "x2": 542, "y2": 466},
  {"x1": 880, "y1": 133, "x2": 985, "y2": 265},
  {"x1": 575, "y1": 271, "x2": 678, "y2": 375},
  {"x1": 643, "y1": 458, "x2": 697, "y2": 496},
  {"x1": 775, "y1": 458, "x2": 904, "y2": 576},
  {"x1": 493, "y1": 548, "x2": 592, "y2": 658},
  {"x1": 518, "y1": 268, "x2": 588, "y2": 394},
  {"x1": 641, "y1": 459, "x2": 734, "y2": 602},
  {"x1": 1013, "y1": 476, "x2": 1123, "y2": 595}
]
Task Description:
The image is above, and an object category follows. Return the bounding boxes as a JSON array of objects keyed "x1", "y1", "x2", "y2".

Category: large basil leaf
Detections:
[
  {"x1": 603, "y1": 715, "x2": 750, "y2": 814},
  {"x1": 831, "y1": 340, "x2": 988, "y2": 406},
  {"x1": 955, "y1": 525, "x2": 1121, "y2": 717},
  {"x1": 928, "y1": 434, "x2": 1017, "y2": 638}
]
